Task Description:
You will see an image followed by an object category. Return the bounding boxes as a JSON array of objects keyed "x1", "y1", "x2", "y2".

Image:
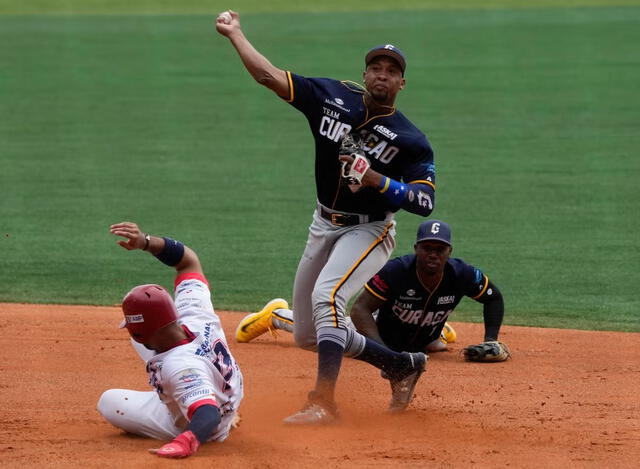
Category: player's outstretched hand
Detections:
[
  {"x1": 215, "y1": 10, "x2": 240, "y2": 37},
  {"x1": 149, "y1": 431, "x2": 200, "y2": 458},
  {"x1": 109, "y1": 221, "x2": 146, "y2": 251}
]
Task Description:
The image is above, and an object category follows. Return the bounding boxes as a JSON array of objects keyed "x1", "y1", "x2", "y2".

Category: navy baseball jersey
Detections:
[
  {"x1": 284, "y1": 73, "x2": 435, "y2": 216},
  {"x1": 365, "y1": 255, "x2": 490, "y2": 352}
]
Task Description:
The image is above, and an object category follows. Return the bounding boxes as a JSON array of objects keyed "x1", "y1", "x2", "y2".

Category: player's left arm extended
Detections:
[
  {"x1": 377, "y1": 178, "x2": 435, "y2": 217},
  {"x1": 473, "y1": 280, "x2": 504, "y2": 341},
  {"x1": 343, "y1": 151, "x2": 435, "y2": 217},
  {"x1": 380, "y1": 148, "x2": 436, "y2": 217},
  {"x1": 109, "y1": 221, "x2": 203, "y2": 275}
]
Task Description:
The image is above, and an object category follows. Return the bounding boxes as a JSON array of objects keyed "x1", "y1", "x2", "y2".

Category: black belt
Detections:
[{"x1": 319, "y1": 207, "x2": 386, "y2": 226}]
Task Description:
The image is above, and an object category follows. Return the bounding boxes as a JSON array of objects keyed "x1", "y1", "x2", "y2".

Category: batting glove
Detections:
[{"x1": 149, "y1": 430, "x2": 200, "y2": 458}]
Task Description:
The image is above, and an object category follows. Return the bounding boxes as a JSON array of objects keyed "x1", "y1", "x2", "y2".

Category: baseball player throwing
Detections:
[
  {"x1": 217, "y1": 11, "x2": 435, "y2": 423},
  {"x1": 97, "y1": 222, "x2": 243, "y2": 458}
]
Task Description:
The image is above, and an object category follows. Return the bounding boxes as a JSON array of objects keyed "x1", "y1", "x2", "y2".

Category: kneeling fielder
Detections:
[
  {"x1": 238, "y1": 220, "x2": 509, "y2": 362},
  {"x1": 98, "y1": 222, "x2": 243, "y2": 459}
]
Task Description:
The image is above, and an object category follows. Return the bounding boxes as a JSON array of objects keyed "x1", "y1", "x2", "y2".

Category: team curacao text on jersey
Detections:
[
  {"x1": 366, "y1": 257, "x2": 489, "y2": 352},
  {"x1": 319, "y1": 106, "x2": 400, "y2": 164}
]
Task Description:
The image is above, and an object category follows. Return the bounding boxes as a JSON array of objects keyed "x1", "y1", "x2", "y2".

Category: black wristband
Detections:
[
  {"x1": 142, "y1": 234, "x2": 150, "y2": 251},
  {"x1": 187, "y1": 404, "x2": 221, "y2": 443},
  {"x1": 155, "y1": 237, "x2": 185, "y2": 266}
]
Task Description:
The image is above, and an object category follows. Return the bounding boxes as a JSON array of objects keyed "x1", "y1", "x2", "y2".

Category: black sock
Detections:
[
  {"x1": 314, "y1": 340, "x2": 344, "y2": 402},
  {"x1": 353, "y1": 337, "x2": 411, "y2": 377}
]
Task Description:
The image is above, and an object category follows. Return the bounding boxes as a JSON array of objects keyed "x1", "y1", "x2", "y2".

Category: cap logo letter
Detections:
[
  {"x1": 431, "y1": 223, "x2": 440, "y2": 234},
  {"x1": 384, "y1": 44, "x2": 394, "y2": 50}
]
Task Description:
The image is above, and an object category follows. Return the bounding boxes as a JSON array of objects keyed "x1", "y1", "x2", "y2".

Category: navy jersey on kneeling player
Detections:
[
  {"x1": 364, "y1": 255, "x2": 490, "y2": 353},
  {"x1": 283, "y1": 72, "x2": 435, "y2": 216}
]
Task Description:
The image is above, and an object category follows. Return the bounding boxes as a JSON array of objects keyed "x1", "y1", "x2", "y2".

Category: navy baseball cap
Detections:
[
  {"x1": 365, "y1": 44, "x2": 407, "y2": 74},
  {"x1": 416, "y1": 220, "x2": 452, "y2": 246}
]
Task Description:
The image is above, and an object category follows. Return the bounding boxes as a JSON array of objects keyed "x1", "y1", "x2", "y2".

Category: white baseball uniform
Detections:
[{"x1": 98, "y1": 273, "x2": 243, "y2": 441}]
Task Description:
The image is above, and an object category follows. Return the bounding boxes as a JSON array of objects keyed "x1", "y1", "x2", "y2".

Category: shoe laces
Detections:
[{"x1": 266, "y1": 324, "x2": 279, "y2": 339}]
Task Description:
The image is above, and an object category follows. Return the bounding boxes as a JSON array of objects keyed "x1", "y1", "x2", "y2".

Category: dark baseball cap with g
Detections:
[
  {"x1": 365, "y1": 44, "x2": 407, "y2": 74},
  {"x1": 416, "y1": 220, "x2": 452, "y2": 246}
]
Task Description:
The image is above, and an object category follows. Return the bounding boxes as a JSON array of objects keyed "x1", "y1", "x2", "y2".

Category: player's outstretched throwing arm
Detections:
[{"x1": 215, "y1": 10, "x2": 290, "y2": 99}]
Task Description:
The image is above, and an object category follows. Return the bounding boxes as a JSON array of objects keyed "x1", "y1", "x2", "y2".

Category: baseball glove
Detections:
[
  {"x1": 339, "y1": 132, "x2": 362, "y2": 158},
  {"x1": 463, "y1": 341, "x2": 511, "y2": 362}
]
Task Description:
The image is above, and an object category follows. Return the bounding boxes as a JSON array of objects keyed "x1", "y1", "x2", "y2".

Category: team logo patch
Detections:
[
  {"x1": 353, "y1": 157, "x2": 368, "y2": 174},
  {"x1": 437, "y1": 296, "x2": 455, "y2": 305},
  {"x1": 323, "y1": 98, "x2": 351, "y2": 113},
  {"x1": 371, "y1": 274, "x2": 388, "y2": 293},
  {"x1": 179, "y1": 388, "x2": 216, "y2": 405},
  {"x1": 407, "y1": 289, "x2": 415, "y2": 296},
  {"x1": 417, "y1": 191, "x2": 433, "y2": 210},
  {"x1": 474, "y1": 270, "x2": 484, "y2": 286},
  {"x1": 125, "y1": 314, "x2": 144, "y2": 323},
  {"x1": 178, "y1": 370, "x2": 201, "y2": 383},
  {"x1": 373, "y1": 124, "x2": 398, "y2": 140}
]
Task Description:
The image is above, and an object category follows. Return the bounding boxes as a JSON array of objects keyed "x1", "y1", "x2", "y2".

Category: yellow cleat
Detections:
[
  {"x1": 440, "y1": 322, "x2": 457, "y2": 344},
  {"x1": 235, "y1": 298, "x2": 289, "y2": 343}
]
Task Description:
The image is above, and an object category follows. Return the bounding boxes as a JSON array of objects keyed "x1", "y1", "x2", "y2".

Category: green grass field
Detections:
[{"x1": 1, "y1": 1, "x2": 639, "y2": 331}]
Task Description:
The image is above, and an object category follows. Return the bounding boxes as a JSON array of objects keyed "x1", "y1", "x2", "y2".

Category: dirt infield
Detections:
[{"x1": 1, "y1": 303, "x2": 638, "y2": 468}]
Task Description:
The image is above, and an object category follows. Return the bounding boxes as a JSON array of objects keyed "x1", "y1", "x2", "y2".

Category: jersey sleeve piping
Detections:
[
  {"x1": 284, "y1": 71, "x2": 294, "y2": 103},
  {"x1": 408, "y1": 179, "x2": 436, "y2": 190},
  {"x1": 471, "y1": 275, "x2": 490, "y2": 300},
  {"x1": 355, "y1": 95, "x2": 396, "y2": 129},
  {"x1": 339, "y1": 80, "x2": 366, "y2": 93},
  {"x1": 364, "y1": 283, "x2": 387, "y2": 301}
]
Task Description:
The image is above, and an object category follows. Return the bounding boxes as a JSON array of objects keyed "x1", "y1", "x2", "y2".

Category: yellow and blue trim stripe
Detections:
[
  {"x1": 285, "y1": 71, "x2": 294, "y2": 103},
  {"x1": 328, "y1": 223, "x2": 394, "y2": 326},
  {"x1": 378, "y1": 177, "x2": 391, "y2": 193},
  {"x1": 408, "y1": 179, "x2": 436, "y2": 190},
  {"x1": 364, "y1": 283, "x2": 387, "y2": 301},
  {"x1": 472, "y1": 275, "x2": 490, "y2": 300}
]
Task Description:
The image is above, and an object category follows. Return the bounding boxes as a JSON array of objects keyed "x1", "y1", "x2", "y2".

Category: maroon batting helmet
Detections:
[{"x1": 120, "y1": 284, "x2": 178, "y2": 343}]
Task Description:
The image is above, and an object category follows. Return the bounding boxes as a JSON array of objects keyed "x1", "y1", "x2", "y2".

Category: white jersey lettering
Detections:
[
  {"x1": 408, "y1": 309, "x2": 423, "y2": 325},
  {"x1": 319, "y1": 116, "x2": 351, "y2": 142}
]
